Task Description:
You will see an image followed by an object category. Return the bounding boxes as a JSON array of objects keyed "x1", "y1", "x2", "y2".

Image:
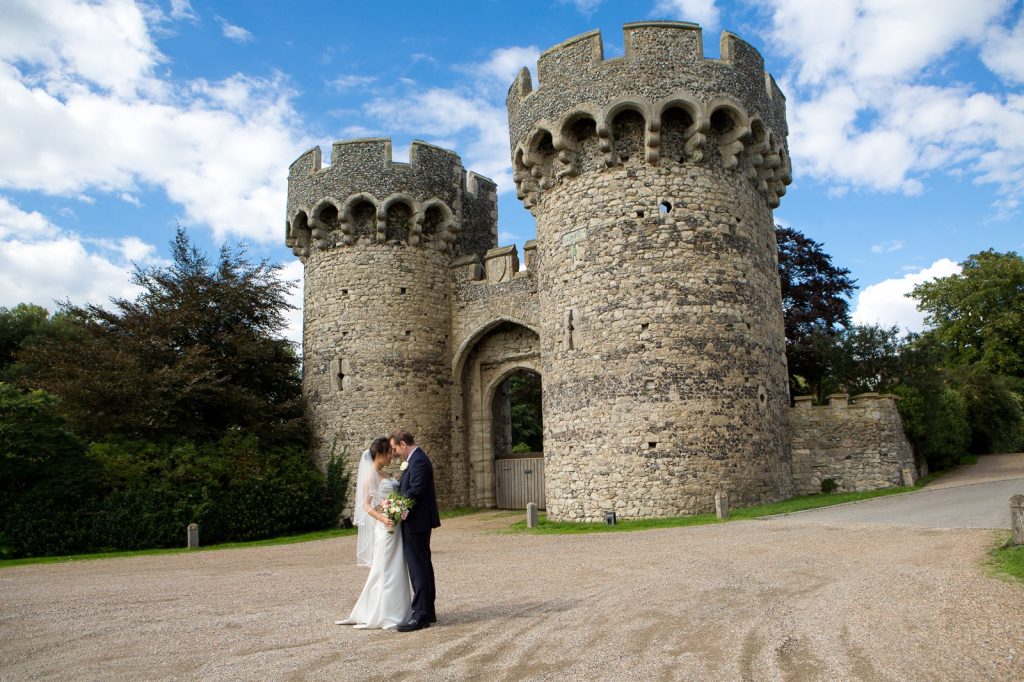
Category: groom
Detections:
[{"x1": 390, "y1": 430, "x2": 440, "y2": 632}]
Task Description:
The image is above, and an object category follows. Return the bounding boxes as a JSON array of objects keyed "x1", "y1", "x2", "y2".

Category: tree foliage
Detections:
[
  {"x1": 776, "y1": 226, "x2": 857, "y2": 400},
  {"x1": 508, "y1": 371, "x2": 543, "y2": 452},
  {"x1": 20, "y1": 228, "x2": 305, "y2": 446},
  {"x1": 911, "y1": 249, "x2": 1024, "y2": 378},
  {"x1": 0, "y1": 229, "x2": 349, "y2": 558}
]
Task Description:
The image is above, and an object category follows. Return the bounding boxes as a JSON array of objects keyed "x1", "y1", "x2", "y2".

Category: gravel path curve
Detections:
[{"x1": 2, "y1": 457, "x2": 1023, "y2": 681}]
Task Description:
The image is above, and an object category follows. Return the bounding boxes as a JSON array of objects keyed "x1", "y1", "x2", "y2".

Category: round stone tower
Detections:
[
  {"x1": 507, "y1": 22, "x2": 795, "y2": 520},
  {"x1": 285, "y1": 138, "x2": 497, "y2": 501}
]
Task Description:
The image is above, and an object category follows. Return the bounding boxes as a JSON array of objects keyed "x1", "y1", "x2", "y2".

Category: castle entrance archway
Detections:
[
  {"x1": 489, "y1": 368, "x2": 544, "y2": 509},
  {"x1": 452, "y1": 319, "x2": 541, "y2": 509}
]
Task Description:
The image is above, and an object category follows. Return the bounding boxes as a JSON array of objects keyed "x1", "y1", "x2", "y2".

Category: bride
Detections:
[{"x1": 336, "y1": 437, "x2": 412, "y2": 629}]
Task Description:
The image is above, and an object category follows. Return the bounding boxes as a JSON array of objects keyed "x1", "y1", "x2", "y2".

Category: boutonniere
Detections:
[{"x1": 400, "y1": 461, "x2": 409, "y2": 473}]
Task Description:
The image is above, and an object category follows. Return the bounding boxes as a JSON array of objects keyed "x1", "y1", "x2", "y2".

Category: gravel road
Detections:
[{"x1": 2, "y1": 456, "x2": 1023, "y2": 681}]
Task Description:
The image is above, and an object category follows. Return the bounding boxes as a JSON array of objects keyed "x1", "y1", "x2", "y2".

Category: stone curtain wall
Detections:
[
  {"x1": 449, "y1": 245, "x2": 540, "y2": 507},
  {"x1": 507, "y1": 22, "x2": 794, "y2": 521},
  {"x1": 790, "y1": 394, "x2": 916, "y2": 495}
]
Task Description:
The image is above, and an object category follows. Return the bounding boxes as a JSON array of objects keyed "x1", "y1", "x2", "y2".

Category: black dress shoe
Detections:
[
  {"x1": 429, "y1": 615, "x2": 437, "y2": 623},
  {"x1": 396, "y1": 618, "x2": 429, "y2": 632}
]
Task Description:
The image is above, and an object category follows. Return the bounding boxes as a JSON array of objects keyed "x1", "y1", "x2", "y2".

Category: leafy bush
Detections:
[
  {"x1": 893, "y1": 383, "x2": 970, "y2": 471},
  {"x1": 511, "y1": 442, "x2": 534, "y2": 454},
  {"x1": 820, "y1": 478, "x2": 838, "y2": 494},
  {"x1": 322, "y1": 441, "x2": 351, "y2": 527}
]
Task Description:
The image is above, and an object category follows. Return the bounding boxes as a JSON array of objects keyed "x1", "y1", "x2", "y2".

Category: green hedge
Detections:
[{"x1": 1, "y1": 385, "x2": 348, "y2": 557}]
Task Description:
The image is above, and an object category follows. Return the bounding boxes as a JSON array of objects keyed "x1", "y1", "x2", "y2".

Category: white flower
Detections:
[{"x1": 400, "y1": 461, "x2": 409, "y2": 471}]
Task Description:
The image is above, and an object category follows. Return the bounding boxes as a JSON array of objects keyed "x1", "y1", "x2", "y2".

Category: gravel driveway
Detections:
[{"x1": 2, "y1": 456, "x2": 1023, "y2": 681}]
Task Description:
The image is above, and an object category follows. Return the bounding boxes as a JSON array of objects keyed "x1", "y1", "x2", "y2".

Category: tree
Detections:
[
  {"x1": 20, "y1": 228, "x2": 306, "y2": 446},
  {"x1": 911, "y1": 249, "x2": 1024, "y2": 378},
  {"x1": 833, "y1": 324, "x2": 906, "y2": 395},
  {"x1": 0, "y1": 304, "x2": 80, "y2": 383},
  {"x1": 508, "y1": 371, "x2": 543, "y2": 452},
  {"x1": 776, "y1": 226, "x2": 857, "y2": 400}
]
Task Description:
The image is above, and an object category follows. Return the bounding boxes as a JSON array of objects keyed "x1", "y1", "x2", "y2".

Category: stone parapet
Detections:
[
  {"x1": 507, "y1": 22, "x2": 791, "y2": 213},
  {"x1": 790, "y1": 393, "x2": 916, "y2": 495},
  {"x1": 285, "y1": 138, "x2": 497, "y2": 260}
]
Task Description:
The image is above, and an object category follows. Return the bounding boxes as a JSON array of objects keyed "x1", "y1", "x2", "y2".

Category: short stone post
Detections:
[
  {"x1": 526, "y1": 502, "x2": 538, "y2": 529},
  {"x1": 1012, "y1": 495, "x2": 1024, "y2": 546},
  {"x1": 187, "y1": 522, "x2": 199, "y2": 549},
  {"x1": 715, "y1": 492, "x2": 730, "y2": 520}
]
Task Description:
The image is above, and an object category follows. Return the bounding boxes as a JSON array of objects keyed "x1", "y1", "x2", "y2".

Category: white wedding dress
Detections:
[{"x1": 338, "y1": 475, "x2": 412, "y2": 629}]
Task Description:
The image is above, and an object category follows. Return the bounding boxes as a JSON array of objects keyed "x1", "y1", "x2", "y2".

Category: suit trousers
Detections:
[{"x1": 402, "y1": 528, "x2": 436, "y2": 621}]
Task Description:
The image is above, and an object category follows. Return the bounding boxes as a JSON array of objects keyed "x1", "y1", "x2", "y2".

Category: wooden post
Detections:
[
  {"x1": 526, "y1": 502, "x2": 538, "y2": 529},
  {"x1": 187, "y1": 522, "x2": 199, "y2": 549},
  {"x1": 715, "y1": 492, "x2": 730, "y2": 520},
  {"x1": 1012, "y1": 495, "x2": 1024, "y2": 546}
]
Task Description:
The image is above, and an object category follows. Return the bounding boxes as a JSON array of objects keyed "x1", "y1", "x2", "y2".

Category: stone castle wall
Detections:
[{"x1": 790, "y1": 394, "x2": 916, "y2": 495}]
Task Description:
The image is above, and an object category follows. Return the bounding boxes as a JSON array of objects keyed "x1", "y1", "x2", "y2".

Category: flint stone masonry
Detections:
[
  {"x1": 285, "y1": 21, "x2": 915, "y2": 522},
  {"x1": 789, "y1": 394, "x2": 917, "y2": 495}
]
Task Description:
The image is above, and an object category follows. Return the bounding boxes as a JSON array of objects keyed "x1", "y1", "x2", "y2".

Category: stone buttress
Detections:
[{"x1": 507, "y1": 22, "x2": 795, "y2": 520}]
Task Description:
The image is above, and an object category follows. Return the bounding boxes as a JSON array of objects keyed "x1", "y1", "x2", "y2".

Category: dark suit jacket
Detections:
[{"x1": 399, "y1": 447, "x2": 441, "y2": 533}]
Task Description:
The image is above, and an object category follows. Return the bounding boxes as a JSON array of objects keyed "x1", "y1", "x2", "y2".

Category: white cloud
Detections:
[
  {"x1": 0, "y1": 195, "x2": 51, "y2": 238},
  {"x1": 0, "y1": 2, "x2": 311, "y2": 244},
  {"x1": 870, "y1": 240, "x2": 905, "y2": 254},
  {"x1": 558, "y1": 0, "x2": 604, "y2": 13},
  {"x1": 0, "y1": 0, "x2": 164, "y2": 98},
  {"x1": 170, "y1": 0, "x2": 197, "y2": 22},
  {"x1": 852, "y1": 258, "x2": 961, "y2": 332},
  {"x1": 279, "y1": 259, "x2": 304, "y2": 347},
  {"x1": 463, "y1": 46, "x2": 540, "y2": 86},
  {"x1": 982, "y1": 10, "x2": 1024, "y2": 83},
  {"x1": 364, "y1": 88, "x2": 512, "y2": 191},
  {"x1": 327, "y1": 74, "x2": 377, "y2": 91},
  {"x1": 120, "y1": 192, "x2": 142, "y2": 207},
  {"x1": 762, "y1": 0, "x2": 1023, "y2": 211},
  {"x1": 218, "y1": 17, "x2": 253, "y2": 43},
  {"x1": 651, "y1": 0, "x2": 721, "y2": 30},
  {"x1": 0, "y1": 197, "x2": 163, "y2": 311}
]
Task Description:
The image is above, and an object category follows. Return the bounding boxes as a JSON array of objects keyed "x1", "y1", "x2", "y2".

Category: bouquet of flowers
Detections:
[{"x1": 377, "y1": 491, "x2": 415, "y2": 534}]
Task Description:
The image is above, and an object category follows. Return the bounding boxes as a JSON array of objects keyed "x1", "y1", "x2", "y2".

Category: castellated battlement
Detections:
[
  {"x1": 285, "y1": 138, "x2": 498, "y2": 260},
  {"x1": 507, "y1": 22, "x2": 791, "y2": 213}
]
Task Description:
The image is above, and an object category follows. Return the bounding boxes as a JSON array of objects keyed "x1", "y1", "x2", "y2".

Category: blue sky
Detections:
[{"x1": 1, "y1": 0, "x2": 1022, "y2": 344}]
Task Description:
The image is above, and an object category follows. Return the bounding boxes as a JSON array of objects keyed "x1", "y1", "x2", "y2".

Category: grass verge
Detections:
[
  {"x1": 988, "y1": 534, "x2": 1024, "y2": 585},
  {"x1": 0, "y1": 527, "x2": 356, "y2": 569},
  {"x1": 1, "y1": 509, "x2": 486, "y2": 569},
  {"x1": 506, "y1": 486, "x2": 918, "y2": 534}
]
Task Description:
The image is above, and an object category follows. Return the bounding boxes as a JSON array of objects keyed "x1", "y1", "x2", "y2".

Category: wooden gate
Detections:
[{"x1": 495, "y1": 457, "x2": 545, "y2": 509}]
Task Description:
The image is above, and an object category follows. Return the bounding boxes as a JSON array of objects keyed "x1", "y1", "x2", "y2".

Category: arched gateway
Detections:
[{"x1": 451, "y1": 319, "x2": 542, "y2": 509}]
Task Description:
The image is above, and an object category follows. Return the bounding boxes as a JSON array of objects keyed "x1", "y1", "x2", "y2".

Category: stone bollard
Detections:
[
  {"x1": 187, "y1": 522, "x2": 199, "y2": 549},
  {"x1": 526, "y1": 502, "x2": 538, "y2": 529},
  {"x1": 1012, "y1": 495, "x2": 1024, "y2": 546},
  {"x1": 715, "y1": 492, "x2": 730, "y2": 520}
]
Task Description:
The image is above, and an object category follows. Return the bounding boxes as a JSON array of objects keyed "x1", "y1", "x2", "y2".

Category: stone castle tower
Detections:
[{"x1": 285, "y1": 22, "x2": 913, "y2": 521}]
